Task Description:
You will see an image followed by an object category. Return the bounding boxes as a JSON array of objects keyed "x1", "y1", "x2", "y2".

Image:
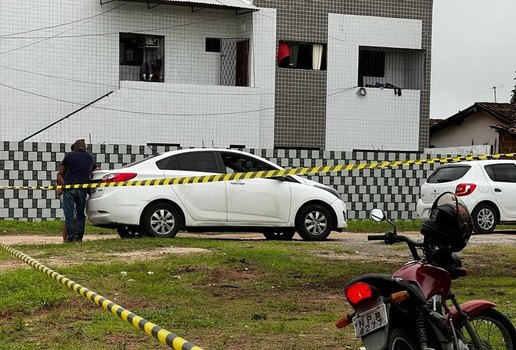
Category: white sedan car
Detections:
[{"x1": 87, "y1": 148, "x2": 347, "y2": 241}]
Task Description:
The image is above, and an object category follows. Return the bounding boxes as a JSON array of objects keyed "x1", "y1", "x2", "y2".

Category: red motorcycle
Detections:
[{"x1": 336, "y1": 192, "x2": 516, "y2": 350}]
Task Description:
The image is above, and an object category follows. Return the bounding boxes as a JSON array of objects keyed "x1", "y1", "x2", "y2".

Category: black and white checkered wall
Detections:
[{"x1": 0, "y1": 141, "x2": 439, "y2": 221}]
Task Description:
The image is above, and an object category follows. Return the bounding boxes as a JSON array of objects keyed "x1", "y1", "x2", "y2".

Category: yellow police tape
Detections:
[
  {"x1": 1, "y1": 153, "x2": 515, "y2": 191},
  {"x1": 0, "y1": 243, "x2": 203, "y2": 350}
]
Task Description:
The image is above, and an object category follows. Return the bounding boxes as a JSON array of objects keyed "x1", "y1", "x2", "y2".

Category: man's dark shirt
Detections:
[{"x1": 61, "y1": 149, "x2": 96, "y2": 185}]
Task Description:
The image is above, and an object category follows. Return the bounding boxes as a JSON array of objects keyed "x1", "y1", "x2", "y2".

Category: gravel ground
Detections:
[
  {"x1": 1, "y1": 230, "x2": 515, "y2": 246},
  {"x1": 0, "y1": 230, "x2": 514, "y2": 272}
]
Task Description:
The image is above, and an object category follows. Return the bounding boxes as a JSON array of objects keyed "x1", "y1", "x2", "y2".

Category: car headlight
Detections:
[{"x1": 314, "y1": 185, "x2": 342, "y2": 200}]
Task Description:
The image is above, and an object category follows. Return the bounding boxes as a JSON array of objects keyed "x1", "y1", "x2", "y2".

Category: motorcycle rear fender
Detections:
[
  {"x1": 346, "y1": 274, "x2": 427, "y2": 304},
  {"x1": 353, "y1": 299, "x2": 390, "y2": 350},
  {"x1": 448, "y1": 300, "x2": 496, "y2": 328},
  {"x1": 361, "y1": 326, "x2": 389, "y2": 350}
]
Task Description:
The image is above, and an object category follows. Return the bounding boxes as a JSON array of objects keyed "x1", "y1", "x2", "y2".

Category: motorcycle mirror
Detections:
[{"x1": 370, "y1": 209, "x2": 385, "y2": 222}]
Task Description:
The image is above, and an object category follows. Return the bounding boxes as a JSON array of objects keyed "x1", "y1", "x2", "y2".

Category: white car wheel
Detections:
[
  {"x1": 472, "y1": 204, "x2": 497, "y2": 234},
  {"x1": 142, "y1": 203, "x2": 182, "y2": 238},
  {"x1": 295, "y1": 204, "x2": 333, "y2": 241}
]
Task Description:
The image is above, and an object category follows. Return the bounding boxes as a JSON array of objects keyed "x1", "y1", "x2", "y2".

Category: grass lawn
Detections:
[{"x1": 0, "y1": 221, "x2": 515, "y2": 349}]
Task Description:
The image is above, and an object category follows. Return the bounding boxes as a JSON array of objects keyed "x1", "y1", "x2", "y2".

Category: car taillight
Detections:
[
  {"x1": 345, "y1": 282, "x2": 376, "y2": 307},
  {"x1": 100, "y1": 173, "x2": 137, "y2": 183},
  {"x1": 455, "y1": 183, "x2": 477, "y2": 196}
]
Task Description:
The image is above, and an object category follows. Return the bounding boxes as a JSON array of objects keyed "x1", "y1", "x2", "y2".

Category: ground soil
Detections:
[{"x1": 1, "y1": 230, "x2": 514, "y2": 272}]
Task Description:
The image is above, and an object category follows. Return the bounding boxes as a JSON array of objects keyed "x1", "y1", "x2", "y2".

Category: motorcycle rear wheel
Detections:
[
  {"x1": 461, "y1": 308, "x2": 516, "y2": 350},
  {"x1": 387, "y1": 328, "x2": 417, "y2": 350}
]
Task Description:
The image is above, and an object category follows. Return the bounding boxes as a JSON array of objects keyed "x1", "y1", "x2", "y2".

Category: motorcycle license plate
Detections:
[{"x1": 352, "y1": 304, "x2": 388, "y2": 337}]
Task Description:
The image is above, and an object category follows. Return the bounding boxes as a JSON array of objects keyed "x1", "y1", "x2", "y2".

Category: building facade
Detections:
[
  {"x1": 0, "y1": 0, "x2": 432, "y2": 151},
  {"x1": 255, "y1": 0, "x2": 432, "y2": 151}
]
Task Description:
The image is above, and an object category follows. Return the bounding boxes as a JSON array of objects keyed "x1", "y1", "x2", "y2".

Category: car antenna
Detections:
[{"x1": 202, "y1": 140, "x2": 205, "y2": 148}]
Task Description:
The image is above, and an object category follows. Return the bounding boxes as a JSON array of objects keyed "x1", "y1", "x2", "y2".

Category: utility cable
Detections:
[
  {"x1": 0, "y1": 64, "x2": 276, "y2": 97},
  {"x1": 0, "y1": 2, "x2": 128, "y2": 38},
  {"x1": 0, "y1": 82, "x2": 357, "y2": 117},
  {"x1": 0, "y1": 2, "x2": 127, "y2": 55}
]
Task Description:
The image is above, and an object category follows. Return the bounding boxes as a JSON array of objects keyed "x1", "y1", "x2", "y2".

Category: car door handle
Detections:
[
  {"x1": 494, "y1": 188, "x2": 502, "y2": 192},
  {"x1": 230, "y1": 181, "x2": 245, "y2": 185}
]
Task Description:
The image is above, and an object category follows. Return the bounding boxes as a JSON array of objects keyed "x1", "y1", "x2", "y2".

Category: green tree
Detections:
[{"x1": 511, "y1": 71, "x2": 516, "y2": 104}]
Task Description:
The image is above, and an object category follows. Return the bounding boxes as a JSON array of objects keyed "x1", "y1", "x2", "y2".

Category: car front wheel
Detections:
[
  {"x1": 295, "y1": 204, "x2": 333, "y2": 241},
  {"x1": 472, "y1": 203, "x2": 497, "y2": 234},
  {"x1": 141, "y1": 203, "x2": 182, "y2": 238}
]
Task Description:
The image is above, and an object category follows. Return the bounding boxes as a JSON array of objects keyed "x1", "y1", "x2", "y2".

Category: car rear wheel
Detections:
[
  {"x1": 141, "y1": 203, "x2": 182, "y2": 238},
  {"x1": 116, "y1": 225, "x2": 143, "y2": 239},
  {"x1": 295, "y1": 204, "x2": 333, "y2": 241},
  {"x1": 262, "y1": 229, "x2": 295, "y2": 240},
  {"x1": 472, "y1": 203, "x2": 497, "y2": 234}
]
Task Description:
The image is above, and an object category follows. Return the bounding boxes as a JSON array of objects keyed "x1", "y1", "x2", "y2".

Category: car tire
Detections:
[
  {"x1": 262, "y1": 229, "x2": 295, "y2": 240},
  {"x1": 116, "y1": 225, "x2": 143, "y2": 239},
  {"x1": 141, "y1": 203, "x2": 182, "y2": 238},
  {"x1": 295, "y1": 204, "x2": 333, "y2": 241},
  {"x1": 472, "y1": 203, "x2": 497, "y2": 234}
]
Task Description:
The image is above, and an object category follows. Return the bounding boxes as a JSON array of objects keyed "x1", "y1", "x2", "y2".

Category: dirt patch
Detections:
[
  {"x1": 1, "y1": 231, "x2": 514, "y2": 272},
  {"x1": 0, "y1": 234, "x2": 210, "y2": 272},
  {"x1": 0, "y1": 233, "x2": 118, "y2": 245}
]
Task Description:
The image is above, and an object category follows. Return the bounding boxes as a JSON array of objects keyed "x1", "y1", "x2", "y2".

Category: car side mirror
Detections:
[{"x1": 370, "y1": 209, "x2": 385, "y2": 222}]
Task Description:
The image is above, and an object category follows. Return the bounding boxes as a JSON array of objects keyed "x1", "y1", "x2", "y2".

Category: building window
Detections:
[
  {"x1": 358, "y1": 50, "x2": 385, "y2": 86},
  {"x1": 277, "y1": 41, "x2": 327, "y2": 70},
  {"x1": 358, "y1": 46, "x2": 424, "y2": 90},
  {"x1": 206, "y1": 38, "x2": 221, "y2": 53},
  {"x1": 119, "y1": 33, "x2": 164, "y2": 82}
]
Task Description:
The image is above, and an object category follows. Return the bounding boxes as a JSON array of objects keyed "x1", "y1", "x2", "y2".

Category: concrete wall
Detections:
[{"x1": 0, "y1": 141, "x2": 444, "y2": 222}]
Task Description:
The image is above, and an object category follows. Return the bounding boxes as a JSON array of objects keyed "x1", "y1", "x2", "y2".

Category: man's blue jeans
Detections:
[{"x1": 62, "y1": 189, "x2": 87, "y2": 241}]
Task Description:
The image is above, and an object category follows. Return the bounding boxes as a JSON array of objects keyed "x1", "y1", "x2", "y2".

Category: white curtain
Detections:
[{"x1": 312, "y1": 44, "x2": 323, "y2": 70}]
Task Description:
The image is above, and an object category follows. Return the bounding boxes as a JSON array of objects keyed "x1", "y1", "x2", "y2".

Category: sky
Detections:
[{"x1": 430, "y1": 0, "x2": 516, "y2": 119}]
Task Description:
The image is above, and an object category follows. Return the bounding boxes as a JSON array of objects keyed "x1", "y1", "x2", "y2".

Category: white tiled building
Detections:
[{"x1": 0, "y1": 0, "x2": 431, "y2": 151}]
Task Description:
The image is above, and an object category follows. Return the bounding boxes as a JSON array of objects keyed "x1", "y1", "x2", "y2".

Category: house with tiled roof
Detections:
[{"x1": 430, "y1": 103, "x2": 516, "y2": 153}]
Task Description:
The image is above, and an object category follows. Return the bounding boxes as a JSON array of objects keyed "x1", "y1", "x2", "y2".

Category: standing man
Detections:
[{"x1": 57, "y1": 139, "x2": 97, "y2": 242}]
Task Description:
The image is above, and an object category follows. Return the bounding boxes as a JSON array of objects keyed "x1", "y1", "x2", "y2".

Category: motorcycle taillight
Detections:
[{"x1": 345, "y1": 282, "x2": 376, "y2": 307}]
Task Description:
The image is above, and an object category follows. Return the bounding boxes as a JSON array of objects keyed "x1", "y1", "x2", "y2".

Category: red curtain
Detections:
[{"x1": 277, "y1": 41, "x2": 290, "y2": 63}]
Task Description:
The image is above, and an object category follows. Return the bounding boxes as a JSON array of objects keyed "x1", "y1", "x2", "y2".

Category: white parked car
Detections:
[
  {"x1": 87, "y1": 148, "x2": 347, "y2": 241},
  {"x1": 416, "y1": 160, "x2": 516, "y2": 234}
]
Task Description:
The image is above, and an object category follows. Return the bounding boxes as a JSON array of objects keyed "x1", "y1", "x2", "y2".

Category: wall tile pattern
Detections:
[{"x1": 0, "y1": 142, "x2": 441, "y2": 222}]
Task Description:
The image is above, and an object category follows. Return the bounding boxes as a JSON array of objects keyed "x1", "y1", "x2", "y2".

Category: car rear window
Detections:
[
  {"x1": 426, "y1": 165, "x2": 471, "y2": 183},
  {"x1": 156, "y1": 152, "x2": 219, "y2": 173}
]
